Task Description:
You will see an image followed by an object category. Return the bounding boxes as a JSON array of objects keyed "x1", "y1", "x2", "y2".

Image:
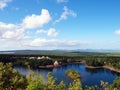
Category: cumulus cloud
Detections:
[
  {"x1": 36, "y1": 28, "x2": 58, "y2": 37},
  {"x1": 0, "y1": 8, "x2": 52, "y2": 40},
  {"x1": 23, "y1": 38, "x2": 81, "y2": 48},
  {"x1": 36, "y1": 29, "x2": 47, "y2": 34},
  {"x1": 115, "y1": 30, "x2": 120, "y2": 35},
  {"x1": 1, "y1": 29, "x2": 27, "y2": 40},
  {"x1": 0, "y1": 22, "x2": 16, "y2": 30},
  {"x1": 55, "y1": 6, "x2": 77, "y2": 23},
  {"x1": 0, "y1": 22, "x2": 27, "y2": 40},
  {"x1": 22, "y1": 9, "x2": 51, "y2": 29},
  {"x1": 0, "y1": 0, "x2": 12, "y2": 10},
  {"x1": 57, "y1": 0, "x2": 68, "y2": 3},
  {"x1": 0, "y1": 7, "x2": 78, "y2": 50},
  {"x1": 47, "y1": 28, "x2": 58, "y2": 37}
]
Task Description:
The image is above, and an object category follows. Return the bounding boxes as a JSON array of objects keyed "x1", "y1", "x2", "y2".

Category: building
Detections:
[{"x1": 54, "y1": 61, "x2": 59, "y2": 67}]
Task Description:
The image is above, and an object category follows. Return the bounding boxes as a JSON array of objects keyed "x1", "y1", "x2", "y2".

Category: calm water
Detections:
[{"x1": 14, "y1": 64, "x2": 120, "y2": 89}]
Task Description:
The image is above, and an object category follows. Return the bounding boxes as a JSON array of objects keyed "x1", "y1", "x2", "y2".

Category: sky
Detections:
[{"x1": 0, "y1": 0, "x2": 120, "y2": 50}]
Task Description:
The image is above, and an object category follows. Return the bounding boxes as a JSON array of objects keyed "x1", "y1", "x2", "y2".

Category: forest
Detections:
[{"x1": 0, "y1": 52, "x2": 120, "y2": 70}]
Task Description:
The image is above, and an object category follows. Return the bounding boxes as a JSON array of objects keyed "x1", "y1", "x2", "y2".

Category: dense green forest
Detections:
[
  {"x1": 0, "y1": 62, "x2": 120, "y2": 90},
  {"x1": 0, "y1": 52, "x2": 120, "y2": 70}
]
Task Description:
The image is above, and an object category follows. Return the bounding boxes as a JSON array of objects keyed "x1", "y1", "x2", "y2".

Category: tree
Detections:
[
  {"x1": 111, "y1": 76, "x2": 120, "y2": 89},
  {"x1": 0, "y1": 62, "x2": 27, "y2": 90},
  {"x1": 68, "y1": 79, "x2": 82, "y2": 90},
  {"x1": 46, "y1": 72, "x2": 66, "y2": 90},
  {"x1": 56, "y1": 81, "x2": 66, "y2": 90},
  {"x1": 46, "y1": 72, "x2": 57, "y2": 90},
  {"x1": 26, "y1": 72, "x2": 46, "y2": 90}
]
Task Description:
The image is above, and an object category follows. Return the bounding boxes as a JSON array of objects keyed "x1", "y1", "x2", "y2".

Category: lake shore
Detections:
[
  {"x1": 39, "y1": 60, "x2": 120, "y2": 73},
  {"x1": 103, "y1": 66, "x2": 120, "y2": 73},
  {"x1": 39, "y1": 61, "x2": 85, "y2": 69},
  {"x1": 39, "y1": 65, "x2": 54, "y2": 69},
  {"x1": 85, "y1": 65, "x2": 120, "y2": 73}
]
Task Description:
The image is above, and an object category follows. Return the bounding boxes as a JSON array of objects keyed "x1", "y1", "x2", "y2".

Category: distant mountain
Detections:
[
  {"x1": 71, "y1": 49, "x2": 120, "y2": 53},
  {"x1": 0, "y1": 49, "x2": 120, "y2": 54},
  {"x1": 0, "y1": 50, "x2": 69, "y2": 54}
]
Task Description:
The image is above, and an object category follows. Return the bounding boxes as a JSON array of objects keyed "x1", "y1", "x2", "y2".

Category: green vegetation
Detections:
[
  {"x1": 68, "y1": 79, "x2": 82, "y2": 90},
  {"x1": 65, "y1": 70, "x2": 80, "y2": 80},
  {"x1": 26, "y1": 59, "x2": 53, "y2": 69},
  {"x1": 85, "y1": 56, "x2": 120, "y2": 70},
  {"x1": 0, "y1": 62, "x2": 28, "y2": 90},
  {"x1": 26, "y1": 72, "x2": 46, "y2": 90},
  {"x1": 1, "y1": 62, "x2": 120, "y2": 90},
  {"x1": 85, "y1": 78, "x2": 120, "y2": 90},
  {"x1": 111, "y1": 76, "x2": 120, "y2": 88},
  {"x1": 1, "y1": 51, "x2": 120, "y2": 71}
]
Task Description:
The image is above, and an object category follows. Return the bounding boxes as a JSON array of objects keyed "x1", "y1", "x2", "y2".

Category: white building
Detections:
[{"x1": 54, "y1": 61, "x2": 59, "y2": 67}]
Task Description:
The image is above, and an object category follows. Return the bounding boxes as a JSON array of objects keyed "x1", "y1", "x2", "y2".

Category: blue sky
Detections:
[{"x1": 0, "y1": 0, "x2": 120, "y2": 50}]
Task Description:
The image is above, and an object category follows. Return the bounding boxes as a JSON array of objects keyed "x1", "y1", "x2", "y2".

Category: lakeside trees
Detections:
[
  {"x1": 0, "y1": 52, "x2": 120, "y2": 70},
  {"x1": 85, "y1": 56, "x2": 120, "y2": 70}
]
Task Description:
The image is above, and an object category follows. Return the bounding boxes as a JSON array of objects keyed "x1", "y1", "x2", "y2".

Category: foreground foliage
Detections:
[{"x1": 0, "y1": 63, "x2": 28, "y2": 90}]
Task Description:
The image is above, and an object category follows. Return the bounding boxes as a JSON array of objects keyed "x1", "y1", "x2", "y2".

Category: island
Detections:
[{"x1": 65, "y1": 70, "x2": 80, "y2": 80}]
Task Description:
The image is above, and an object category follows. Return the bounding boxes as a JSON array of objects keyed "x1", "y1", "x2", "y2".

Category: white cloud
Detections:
[
  {"x1": 0, "y1": 21, "x2": 28, "y2": 50},
  {"x1": 115, "y1": 30, "x2": 120, "y2": 35},
  {"x1": 0, "y1": 22, "x2": 16, "y2": 31},
  {"x1": 22, "y1": 9, "x2": 51, "y2": 29},
  {"x1": 47, "y1": 28, "x2": 58, "y2": 37},
  {"x1": 36, "y1": 29, "x2": 47, "y2": 34},
  {"x1": 1, "y1": 29, "x2": 27, "y2": 40},
  {"x1": 0, "y1": 8, "x2": 52, "y2": 41},
  {"x1": 55, "y1": 6, "x2": 77, "y2": 23},
  {"x1": 57, "y1": 0, "x2": 68, "y2": 3},
  {"x1": 0, "y1": 0, "x2": 12, "y2": 10},
  {"x1": 37, "y1": 28, "x2": 58, "y2": 37},
  {"x1": 23, "y1": 38, "x2": 81, "y2": 48},
  {"x1": 0, "y1": 22, "x2": 27, "y2": 40}
]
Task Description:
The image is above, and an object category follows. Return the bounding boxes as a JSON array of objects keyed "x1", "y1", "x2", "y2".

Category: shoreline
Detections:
[
  {"x1": 85, "y1": 65, "x2": 120, "y2": 73},
  {"x1": 38, "y1": 61, "x2": 120, "y2": 73},
  {"x1": 39, "y1": 65, "x2": 54, "y2": 69},
  {"x1": 39, "y1": 61, "x2": 85, "y2": 69},
  {"x1": 103, "y1": 66, "x2": 120, "y2": 73}
]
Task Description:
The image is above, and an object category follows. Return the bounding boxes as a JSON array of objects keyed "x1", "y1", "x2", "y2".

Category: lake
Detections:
[{"x1": 14, "y1": 64, "x2": 120, "y2": 89}]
